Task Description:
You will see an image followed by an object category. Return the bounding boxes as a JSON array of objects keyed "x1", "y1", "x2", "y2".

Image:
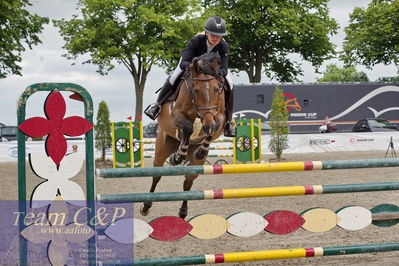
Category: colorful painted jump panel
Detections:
[
  {"x1": 100, "y1": 204, "x2": 399, "y2": 243},
  {"x1": 17, "y1": 88, "x2": 94, "y2": 266}
]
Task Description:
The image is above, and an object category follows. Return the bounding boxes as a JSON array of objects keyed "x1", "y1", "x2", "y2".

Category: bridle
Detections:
[{"x1": 184, "y1": 71, "x2": 224, "y2": 120}]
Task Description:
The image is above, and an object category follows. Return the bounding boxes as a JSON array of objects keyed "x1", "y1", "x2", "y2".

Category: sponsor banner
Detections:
[{"x1": 260, "y1": 132, "x2": 399, "y2": 154}]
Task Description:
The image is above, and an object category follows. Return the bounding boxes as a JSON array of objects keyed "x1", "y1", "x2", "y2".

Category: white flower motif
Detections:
[
  {"x1": 29, "y1": 152, "x2": 85, "y2": 208},
  {"x1": 21, "y1": 197, "x2": 95, "y2": 266}
]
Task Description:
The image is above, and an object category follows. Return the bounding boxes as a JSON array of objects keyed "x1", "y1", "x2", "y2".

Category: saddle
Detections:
[{"x1": 166, "y1": 76, "x2": 184, "y2": 102}]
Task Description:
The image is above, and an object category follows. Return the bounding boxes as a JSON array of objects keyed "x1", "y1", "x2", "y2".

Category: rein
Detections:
[{"x1": 193, "y1": 76, "x2": 216, "y2": 81}]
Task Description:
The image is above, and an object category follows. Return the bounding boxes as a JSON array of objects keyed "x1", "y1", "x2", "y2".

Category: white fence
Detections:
[{"x1": 1, "y1": 132, "x2": 398, "y2": 162}]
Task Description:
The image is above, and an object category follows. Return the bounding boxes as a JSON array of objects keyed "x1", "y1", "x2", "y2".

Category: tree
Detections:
[
  {"x1": 203, "y1": 0, "x2": 338, "y2": 82},
  {"x1": 317, "y1": 64, "x2": 369, "y2": 82},
  {"x1": 54, "y1": 0, "x2": 201, "y2": 121},
  {"x1": 0, "y1": 0, "x2": 48, "y2": 78},
  {"x1": 376, "y1": 76, "x2": 399, "y2": 82},
  {"x1": 95, "y1": 101, "x2": 112, "y2": 161},
  {"x1": 268, "y1": 87, "x2": 289, "y2": 160},
  {"x1": 342, "y1": 0, "x2": 399, "y2": 70}
]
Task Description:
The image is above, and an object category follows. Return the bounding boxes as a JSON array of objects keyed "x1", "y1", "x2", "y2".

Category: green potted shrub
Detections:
[
  {"x1": 95, "y1": 101, "x2": 112, "y2": 162},
  {"x1": 268, "y1": 87, "x2": 289, "y2": 161}
]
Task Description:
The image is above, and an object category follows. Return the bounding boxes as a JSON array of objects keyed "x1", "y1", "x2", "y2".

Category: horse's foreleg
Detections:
[
  {"x1": 194, "y1": 135, "x2": 212, "y2": 160},
  {"x1": 140, "y1": 176, "x2": 161, "y2": 216},
  {"x1": 170, "y1": 120, "x2": 193, "y2": 166},
  {"x1": 170, "y1": 144, "x2": 188, "y2": 165},
  {"x1": 179, "y1": 174, "x2": 197, "y2": 219}
]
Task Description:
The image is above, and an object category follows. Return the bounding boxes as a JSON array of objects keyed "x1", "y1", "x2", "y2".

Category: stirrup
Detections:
[
  {"x1": 224, "y1": 122, "x2": 236, "y2": 137},
  {"x1": 144, "y1": 103, "x2": 161, "y2": 120}
]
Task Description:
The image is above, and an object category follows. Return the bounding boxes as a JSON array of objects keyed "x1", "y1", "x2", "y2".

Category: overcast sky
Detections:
[{"x1": 0, "y1": 0, "x2": 397, "y2": 126}]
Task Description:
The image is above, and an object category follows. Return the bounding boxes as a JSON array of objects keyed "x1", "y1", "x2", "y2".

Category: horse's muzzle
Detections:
[
  {"x1": 202, "y1": 113, "x2": 220, "y2": 136},
  {"x1": 202, "y1": 124, "x2": 217, "y2": 136}
]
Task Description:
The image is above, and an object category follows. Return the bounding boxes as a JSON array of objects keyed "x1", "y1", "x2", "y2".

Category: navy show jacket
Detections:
[{"x1": 180, "y1": 34, "x2": 229, "y2": 77}]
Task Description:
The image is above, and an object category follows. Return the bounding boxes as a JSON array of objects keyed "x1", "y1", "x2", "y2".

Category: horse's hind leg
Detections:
[
  {"x1": 179, "y1": 153, "x2": 207, "y2": 219},
  {"x1": 140, "y1": 175, "x2": 161, "y2": 216},
  {"x1": 179, "y1": 174, "x2": 198, "y2": 219},
  {"x1": 140, "y1": 134, "x2": 178, "y2": 216}
]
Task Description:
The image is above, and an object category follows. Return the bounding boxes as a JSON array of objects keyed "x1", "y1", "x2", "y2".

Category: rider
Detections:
[{"x1": 144, "y1": 16, "x2": 235, "y2": 137}]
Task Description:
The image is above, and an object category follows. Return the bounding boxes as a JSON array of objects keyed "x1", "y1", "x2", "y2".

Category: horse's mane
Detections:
[
  {"x1": 196, "y1": 52, "x2": 221, "y2": 76},
  {"x1": 198, "y1": 52, "x2": 220, "y2": 64}
]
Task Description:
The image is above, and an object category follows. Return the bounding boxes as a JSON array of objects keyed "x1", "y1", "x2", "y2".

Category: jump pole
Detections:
[
  {"x1": 144, "y1": 147, "x2": 234, "y2": 151},
  {"x1": 232, "y1": 133, "x2": 237, "y2": 164},
  {"x1": 96, "y1": 158, "x2": 399, "y2": 178},
  {"x1": 111, "y1": 123, "x2": 116, "y2": 168},
  {"x1": 144, "y1": 154, "x2": 233, "y2": 159},
  {"x1": 140, "y1": 126, "x2": 234, "y2": 163},
  {"x1": 129, "y1": 121, "x2": 134, "y2": 168},
  {"x1": 136, "y1": 121, "x2": 145, "y2": 166},
  {"x1": 248, "y1": 118, "x2": 262, "y2": 163},
  {"x1": 101, "y1": 242, "x2": 399, "y2": 265},
  {"x1": 250, "y1": 119, "x2": 255, "y2": 163},
  {"x1": 257, "y1": 118, "x2": 262, "y2": 161},
  {"x1": 138, "y1": 138, "x2": 233, "y2": 144},
  {"x1": 97, "y1": 181, "x2": 399, "y2": 204}
]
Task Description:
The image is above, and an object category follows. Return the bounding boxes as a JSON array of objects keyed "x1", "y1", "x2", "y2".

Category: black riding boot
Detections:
[
  {"x1": 224, "y1": 90, "x2": 235, "y2": 137},
  {"x1": 144, "y1": 77, "x2": 173, "y2": 120}
]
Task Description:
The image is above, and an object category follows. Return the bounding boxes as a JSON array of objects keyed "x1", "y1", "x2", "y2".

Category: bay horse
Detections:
[{"x1": 140, "y1": 53, "x2": 226, "y2": 219}]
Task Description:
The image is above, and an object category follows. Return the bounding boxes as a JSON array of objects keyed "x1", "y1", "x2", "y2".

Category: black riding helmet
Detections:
[{"x1": 204, "y1": 16, "x2": 227, "y2": 36}]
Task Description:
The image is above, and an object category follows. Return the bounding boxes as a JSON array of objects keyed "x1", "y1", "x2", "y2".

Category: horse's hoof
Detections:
[
  {"x1": 179, "y1": 206, "x2": 188, "y2": 219},
  {"x1": 140, "y1": 206, "x2": 149, "y2": 216},
  {"x1": 169, "y1": 153, "x2": 182, "y2": 166},
  {"x1": 140, "y1": 203, "x2": 152, "y2": 216},
  {"x1": 195, "y1": 148, "x2": 208, "y2": 161}
]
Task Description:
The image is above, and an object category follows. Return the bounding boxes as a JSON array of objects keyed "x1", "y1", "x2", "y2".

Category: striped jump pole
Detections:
[
  {"x1": 141, "y1": 138, "x2": 234, "y2": 162},
  {"x1": 144, "y1": 154, "x2": 233, "y2": 159},
  {"x1": 209, "y1": 139, "x2": 234, "y2": 143},
  {"x1": 144, "y1": 147, "x2": 233, "y2": 151},
  {"x1": 138, "y1": 138, "x2": 232, "y2": 144},
  {"x1": 101, "y1": 242, "x2": 399, "y2": 265},
  {"x1": 206, "y1": 154, "x2": 233, "y2": 157},
  {"x1": 96, "y1": 158, "x2": 399, "y2": 178},
  {"x1": 98, "y1": 181, "x2": 399, "y2": 204}
]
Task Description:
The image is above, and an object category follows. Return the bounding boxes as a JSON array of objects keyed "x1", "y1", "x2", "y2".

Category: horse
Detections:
[{"x1": 140, "y1": 53, "x2": 226, "y2": 219}]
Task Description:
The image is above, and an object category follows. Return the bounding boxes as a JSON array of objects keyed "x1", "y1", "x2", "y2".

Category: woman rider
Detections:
[{"x1": 144, "y1": 16, "x2": 235, "y2": 137}]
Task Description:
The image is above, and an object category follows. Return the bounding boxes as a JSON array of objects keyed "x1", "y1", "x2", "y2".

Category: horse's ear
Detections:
[
  {"x1": 209, "y1": 57, "x2": 219, "y2": 74},
  {"x1": 192, "y1": 59, "x2": 200, "y2": 74}
]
